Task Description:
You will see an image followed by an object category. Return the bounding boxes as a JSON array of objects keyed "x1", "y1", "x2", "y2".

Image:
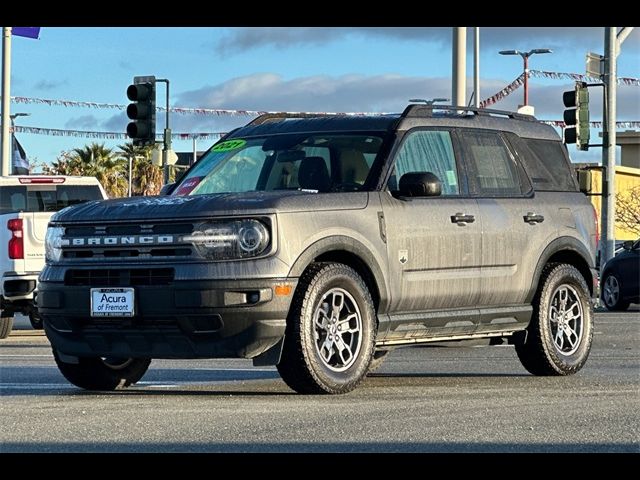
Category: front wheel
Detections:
[
  {"x1": 601, "y1": 273, "x2": 630, "y2": 311},
  {"x1": 277, "y1": 263, "x2": 376, "y2": 394},
  {"x1": 0, "y1": 311, "x2": 13, "y2": 339},
  {"x1": 53, "y1": 350, "x2": 151, "y2": 390},
  {"x1": 515, "y1": 263, "x2": 593, "y2": 376}
]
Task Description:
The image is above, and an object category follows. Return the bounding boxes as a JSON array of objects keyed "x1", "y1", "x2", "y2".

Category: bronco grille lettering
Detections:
[{"x1": 61, "y1": 235, "x2": 176, "y2": 247}]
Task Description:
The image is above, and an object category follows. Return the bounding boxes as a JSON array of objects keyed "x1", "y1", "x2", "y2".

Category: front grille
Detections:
[
  {"x1": 65, "y1": 223, "x2": 194, "y2": 236},
  {"x1": 65, "y1": 268, "x2": 174, "y2": 287}
]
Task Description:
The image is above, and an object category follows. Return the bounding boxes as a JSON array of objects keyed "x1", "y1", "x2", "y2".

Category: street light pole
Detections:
[
  {"x1": 1, "y1": 27, "x2": 12, "y2": 176},
  {"x1": 523, "y1": 55, "x2": 529, "y2": 106},
  {"x1": 499, "y1": 48, "x2": 552, "y2": 107}
]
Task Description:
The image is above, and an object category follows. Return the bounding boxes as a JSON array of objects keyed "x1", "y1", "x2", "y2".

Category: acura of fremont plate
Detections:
[{"x1": 90, "y1": 288, "x2": 135, "y2": 317}]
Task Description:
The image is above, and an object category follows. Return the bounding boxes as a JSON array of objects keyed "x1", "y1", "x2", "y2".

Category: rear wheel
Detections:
[
  {"x1": 0, "y1": 311, "x2": 13, "y2": 339},
  {"x1": 53, "y1": 350, "x2": 151, "y2": 390},
  {"x1": 277, "y1": 263, "x2": 376, "y2": 394},
  {"x1": 601, "y1": 273, "x2": 630, "y2": 311},
  {"x1": 516, "y1": 263, "x2": 593, "y2": 376}
]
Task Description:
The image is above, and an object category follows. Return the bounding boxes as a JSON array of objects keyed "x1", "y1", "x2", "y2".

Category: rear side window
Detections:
[
  {"x1": 460, "y1": 130, "x2": 528, "y2": 196},
  {"x1": 0, "y1": 185, "x2": 102, "y2": 213},
  {"x1": 518, "y1": 138, "x2": 578, "y2": 191}
]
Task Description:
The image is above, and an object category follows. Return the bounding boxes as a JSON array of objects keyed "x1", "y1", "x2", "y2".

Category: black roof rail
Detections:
[
  {"x1": 400, "y1": 104, "x2": 536, "y2": 121},
  {"x1": 248, "y1": 112, "x2": 347, "y2": 126}
]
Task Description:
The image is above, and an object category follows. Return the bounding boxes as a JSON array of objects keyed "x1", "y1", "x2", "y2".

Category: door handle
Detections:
[
  {"x1": 451, "y1": 213, "x2": 475, "y2": 224},
  {"x1": 523, "y1": 212, "x2": 545, "y2": 224}
]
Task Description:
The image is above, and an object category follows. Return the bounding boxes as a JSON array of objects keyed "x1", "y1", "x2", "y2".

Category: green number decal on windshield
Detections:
[{"x1": 212, "y1": 139, "x2": 247, "y2": 152}]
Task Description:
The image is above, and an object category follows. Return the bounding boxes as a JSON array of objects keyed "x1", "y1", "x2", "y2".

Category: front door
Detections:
[{"x1": 381, "y1": 129, "x2": 482, "y2": 323}]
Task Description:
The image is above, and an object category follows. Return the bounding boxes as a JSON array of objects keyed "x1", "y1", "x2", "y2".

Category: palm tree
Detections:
[
  {"x1": 117, "y1": 142, "x2": 162, "y2": 196},
  {"x1": 67, "y1": 143, "x2": 128, "y2": 198}
]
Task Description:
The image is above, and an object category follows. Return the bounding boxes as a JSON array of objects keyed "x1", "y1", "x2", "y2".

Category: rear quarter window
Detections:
[{"x1": 516, "y1": 138, "x2": 578, "y2": 192}]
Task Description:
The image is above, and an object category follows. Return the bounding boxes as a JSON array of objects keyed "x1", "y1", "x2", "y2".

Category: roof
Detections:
[{"x1": 226, "y1": 105, "x2": 560, "y2": 142}]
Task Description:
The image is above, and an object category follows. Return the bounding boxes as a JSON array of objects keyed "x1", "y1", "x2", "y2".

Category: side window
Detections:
[
  {"x1": 518, "y1": 138, "x2": 578, "y2": 191},
  {"x1": 390, "y1": 130, "x2": 460, "y2": 195},
  {"x1": 462, "y1": 130, "x2": 524, "y2": 196}
]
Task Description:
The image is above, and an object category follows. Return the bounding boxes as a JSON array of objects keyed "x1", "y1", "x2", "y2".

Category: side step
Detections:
[{"x1": 377, "y1": 329, "x2": 522, "y2": 347}]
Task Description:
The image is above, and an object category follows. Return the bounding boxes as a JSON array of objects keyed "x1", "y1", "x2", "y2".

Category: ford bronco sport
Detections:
[{"x1": 40, "y1": 105, "x2": 598, "y2": 394}]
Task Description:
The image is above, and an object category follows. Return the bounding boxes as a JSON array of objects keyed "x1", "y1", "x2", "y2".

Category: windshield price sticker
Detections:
[{"x1": 212, "y1": 139, "x2": 247, "y2": 152}]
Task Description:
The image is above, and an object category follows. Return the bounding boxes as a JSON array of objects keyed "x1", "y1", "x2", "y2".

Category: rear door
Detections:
[{"x1": 458, "y1": 129, "x2": 546, "y2": 309}]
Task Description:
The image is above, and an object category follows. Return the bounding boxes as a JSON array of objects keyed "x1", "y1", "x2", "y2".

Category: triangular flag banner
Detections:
[{"x1": 12, "y1": 27, "x2": 40, "y2": 39}]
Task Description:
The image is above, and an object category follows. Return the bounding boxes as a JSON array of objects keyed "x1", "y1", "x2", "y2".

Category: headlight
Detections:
[
  {"x1": 183, "y1": 219, "x2": 270, "y2": 260},
  {"x1": 45, "y1": 227, "x2": 65, "y2": 263}
]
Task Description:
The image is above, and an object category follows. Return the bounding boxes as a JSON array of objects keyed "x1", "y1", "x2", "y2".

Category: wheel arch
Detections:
[
  {"x1": 526, "y1": 236, "x2": 596, "y2": 303},
  {"x1": 287, "y1": 236, "x2": 389, "y2": 314}
]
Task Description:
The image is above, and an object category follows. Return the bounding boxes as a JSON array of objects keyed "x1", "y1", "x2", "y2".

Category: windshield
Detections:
[{"x1": 173, "y1": 133, "x2": 385, "y2": 196}]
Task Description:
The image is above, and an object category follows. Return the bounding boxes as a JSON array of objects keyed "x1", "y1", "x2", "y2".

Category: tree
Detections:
[
  {"x1": 117, "y1": 142, "x2": 162, "y2": 196},
  {"x1": 616, "y1": 186, "x2": 640, "y2": 236},
  {"x1": 43, "y1": 143, "x2": 127, "y2": 198}
]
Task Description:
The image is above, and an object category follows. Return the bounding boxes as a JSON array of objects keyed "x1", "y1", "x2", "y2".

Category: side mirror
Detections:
[
  {"x1": 577, "y1": 169, "x2": 592, "y2": 194},
  {"x1": 159, "y1": 183, "x2": 175, "y2": 196},
  {"x1": 622, "y1": 240, "x2": 634, "y2": 251},
  {"x1": 398, "y1": 172, "x2": 442, "y2": 198}
]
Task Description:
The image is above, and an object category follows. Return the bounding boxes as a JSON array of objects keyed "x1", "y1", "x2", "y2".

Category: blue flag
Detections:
[{"x1": 12, "y1": 27, "x2": 40, "y2": 39}]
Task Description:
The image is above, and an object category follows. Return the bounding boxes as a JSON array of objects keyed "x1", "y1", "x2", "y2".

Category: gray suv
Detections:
[{"x1": 40, "y1": 105, "x2": 598, "y2": 394}]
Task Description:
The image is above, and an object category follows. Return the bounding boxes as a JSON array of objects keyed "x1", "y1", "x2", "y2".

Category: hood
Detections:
[{"x1": 52, "y1": 191, "x2": 369, "y2": 223}]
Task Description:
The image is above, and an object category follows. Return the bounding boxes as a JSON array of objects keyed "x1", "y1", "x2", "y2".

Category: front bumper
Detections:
[{"x1": 39, "y1": 277, "x2": 297, "y2": 360}]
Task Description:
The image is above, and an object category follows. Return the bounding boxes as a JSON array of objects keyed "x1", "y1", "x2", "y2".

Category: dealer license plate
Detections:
[{"x1": 90, "y1": 288, "x2": 135, "y2": 317}]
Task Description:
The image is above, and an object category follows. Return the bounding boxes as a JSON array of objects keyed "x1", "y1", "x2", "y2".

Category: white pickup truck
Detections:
[{"x1": 0, "y1": 176, "x2": 107, "y2": 338}]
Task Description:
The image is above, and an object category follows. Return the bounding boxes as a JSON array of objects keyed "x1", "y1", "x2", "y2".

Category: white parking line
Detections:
[
  {"x1": 1, "y1": 383, "x2": 74, "y2": 389},
  {"x1": 0, "y1": 354, "x2": 53, "y2": 358}
]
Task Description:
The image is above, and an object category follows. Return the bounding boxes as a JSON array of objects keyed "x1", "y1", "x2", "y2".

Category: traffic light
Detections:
[
  {"x1": 563, "y1": 81, "x2": 590, "y2": 151},
  {"x1": 126, "y1": 75, "x2": 156, "y2": 146}
]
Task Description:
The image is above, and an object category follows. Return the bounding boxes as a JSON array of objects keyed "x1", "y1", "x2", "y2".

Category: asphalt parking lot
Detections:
[{"x1": 1, "y1": 308, "x2": 638, "y2": 453}]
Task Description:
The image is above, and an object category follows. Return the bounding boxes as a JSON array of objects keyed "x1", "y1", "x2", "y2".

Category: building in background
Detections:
[{"x1": 575, "y1": 163, "x2": 640, "y2": 241}]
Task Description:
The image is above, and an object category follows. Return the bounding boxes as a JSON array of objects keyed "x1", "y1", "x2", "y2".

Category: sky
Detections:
[{"x1": 6, "y1": 27, "x2": 640, "y2": 167}]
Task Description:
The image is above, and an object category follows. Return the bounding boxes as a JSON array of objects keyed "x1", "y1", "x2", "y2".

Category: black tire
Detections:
[
  {"x1": 367, "y1": 349, "x2": 391, "y2": 375},
  {"x1": 0, "y1": 312, "x2": 13, "y2": 339},
  {"x1": 601, "y1": 272, "x2": 630, "y2": 311},
  {"x1": 277, "y1": 262, "x2": 376, "y2": 394},
  {"x1": 29, "y1": 311, "x2": 44, "y2": 330},
  {"x1": 53, "y1": 350, "x2": 151, "y2": 391},
  {"x1": 516, "y1": 263, "x2": 593, "y2": 376}
]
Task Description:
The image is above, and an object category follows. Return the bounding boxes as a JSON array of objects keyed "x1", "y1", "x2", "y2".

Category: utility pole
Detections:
[
  {"x1": 155, "y1": 79, "x2": 171, "y2": 185},
  {"x1": 1, "y1": 27, "x2": 12, "y2": 176},
  {"x1": 452, "y1": 27, "x2": 467, "y2": 107},
  {"x1": 473, "y1": 27, "x2": 480, "y2": 108},
  {"x1": 601, "y1": 27, "x2": 634, "y2": 266},
  {"x1": 601, "y1": 28, "x2": 616, "y2": 266}
]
